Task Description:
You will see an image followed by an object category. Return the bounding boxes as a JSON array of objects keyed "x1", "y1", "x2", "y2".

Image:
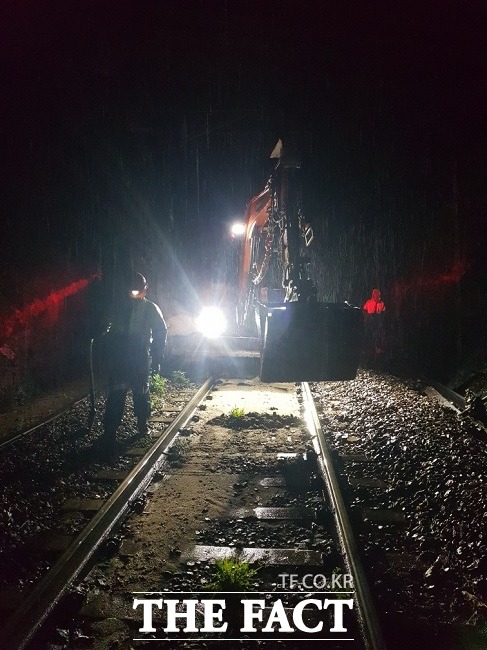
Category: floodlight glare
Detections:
[
  {"x1": 195, "y1": 306, "x2": 227, "y2": 338},
  {"x1": 231, "y1": 222, "x2": 246, "y2": 236}
]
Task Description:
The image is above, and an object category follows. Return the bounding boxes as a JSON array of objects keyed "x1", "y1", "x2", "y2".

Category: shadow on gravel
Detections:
[
  {"x1": 63, "y1": 442, "x2": 100, "y2": 470},
  {"x1": 85, "y1": 408, "x2": 96, "y2": 432},
  {"x1": 64, "y1": 430, "x2": 148, "y2": 469}
]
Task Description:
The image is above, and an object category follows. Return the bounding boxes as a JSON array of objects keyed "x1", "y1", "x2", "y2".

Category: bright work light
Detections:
[
  {"x1": 195, "y1": 306, "x2": 227, "y2": 338},
  {"x1": 231, "y1": 222, "x2": 246, "y2": 236}
]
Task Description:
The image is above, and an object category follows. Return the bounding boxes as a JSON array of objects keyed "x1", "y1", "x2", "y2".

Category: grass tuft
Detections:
[
  {"x1": 230, "y1": 406, "x2": 245, "y2": 418},
  {"x1": 150, "y1": 373, "x2": 166, "y2": 400},
  {"x1": 205, "y1": 558, "x2": 258, "y2": 592},
  {"x1": 168, "y1": 370, "x2": 191, "y2": 389}
]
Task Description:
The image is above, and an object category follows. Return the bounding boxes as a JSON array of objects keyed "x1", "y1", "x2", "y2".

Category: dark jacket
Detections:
[{"x1": 107, "y1": 297, "x2": 167, "y2": 366}]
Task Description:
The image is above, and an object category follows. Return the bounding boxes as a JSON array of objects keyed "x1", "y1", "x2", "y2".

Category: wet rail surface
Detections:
[
  {"x1": 0, "y1": 371, "x2": 484, "y2": 648},
  {"x1": 1, "y1": 378, "x2": 374, "y2": 649},
  {"x1": 0, "y1": 379, "x2": 213, "y2": 649},
  {"x1": 0, "y1": 393, "x2": 96, "y2": 452},
  {"x1": 310, "y1": 371, "x2": 486, "y2": 649}
]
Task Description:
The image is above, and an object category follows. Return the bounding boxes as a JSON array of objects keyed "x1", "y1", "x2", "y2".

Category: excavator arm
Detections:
[{"x1": 236, "y1": 140, "x2": 363, "y2": 382}]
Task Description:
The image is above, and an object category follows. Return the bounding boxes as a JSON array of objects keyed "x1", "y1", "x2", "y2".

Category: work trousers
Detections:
[
  {"x1": 363, "y1": 313, "x2": 385, "y2": 362},
  {"x1": 103, "y1": 336, "x2": 151, "y2": 440}
]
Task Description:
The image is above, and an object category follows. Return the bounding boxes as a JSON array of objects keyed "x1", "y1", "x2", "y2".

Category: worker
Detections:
[
  {"x1": 363, "y1": 288, "x2": 386, "y2": 362},
  {"x1": 102, "y1": 272, "x2": 167, "y2": 457},
  {"x1": 363, "y1": 288, "x2": 386, "y2": 315}
]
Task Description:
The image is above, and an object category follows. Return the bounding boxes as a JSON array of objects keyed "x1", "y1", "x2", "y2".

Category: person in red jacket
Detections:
[
  {"x1": 363, "y1": 288, "x2": 386, "y2": 315},
  {"x1": 363, "y1": 288, "x2": 386, "y2": 362}
]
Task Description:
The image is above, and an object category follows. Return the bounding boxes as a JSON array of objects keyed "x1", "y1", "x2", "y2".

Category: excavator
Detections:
[{"x1": 236, "y1": 139, "x2": 363, "y2": 382}]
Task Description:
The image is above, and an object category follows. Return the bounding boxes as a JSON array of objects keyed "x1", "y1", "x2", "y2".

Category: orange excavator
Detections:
[{"x1": 236, "y1": 140, "x2": 363, "y2": 382}]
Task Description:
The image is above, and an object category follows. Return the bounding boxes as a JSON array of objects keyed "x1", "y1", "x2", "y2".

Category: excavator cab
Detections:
[{"x1": 237, "y1": 139, "x2": 363, "y2": 383}]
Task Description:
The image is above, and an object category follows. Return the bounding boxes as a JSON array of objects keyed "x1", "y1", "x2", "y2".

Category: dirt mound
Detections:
[{"x1": 208, "y1": 411, "x2": 300, "y2": 431}]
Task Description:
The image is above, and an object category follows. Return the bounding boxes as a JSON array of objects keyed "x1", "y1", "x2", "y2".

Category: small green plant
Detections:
[
  {"x1": 205, "y1": 558, "x2": 259, "y2": 592},
  {"x1": 168, "y1": 370, "x2": 190, "y2": 389},
  {"x1": 230, "y1": 406, "x2": 245, "y2": 418},
  {"x1": 150, "y1": 373, "x2": 166, "y2": 400}
]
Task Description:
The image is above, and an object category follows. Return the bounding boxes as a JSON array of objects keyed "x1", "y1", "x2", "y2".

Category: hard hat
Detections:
[{"x1": 129, "y1": 272, "x2": 147, "y2": 297}]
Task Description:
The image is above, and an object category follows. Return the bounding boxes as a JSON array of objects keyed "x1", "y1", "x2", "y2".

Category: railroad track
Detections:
[
  {"x1": 0, "y1": 379, "x2": 214, "y2": 650},
  {"x1": 310, "y1": 371, "x2": 487, "y2": 649},
  {"x1": 1, "y1": 371, "x2": 485, "y2": 648},
  {"x1": 1, "y1": 377, "x2": 389, "y2": 649},
  {"x1": 0, "y1": 375, "x2": 469, "y2": 455},
  {"x1": 0, "y1": 393, "x2": 96, "y2": 452}
]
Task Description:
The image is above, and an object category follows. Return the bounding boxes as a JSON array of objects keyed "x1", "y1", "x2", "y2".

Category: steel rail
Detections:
[
  {"x1": 1, "y1": 377, "x2": 215, "y2": 650},
  {"x1": 423, "y1": 378, "x2": 465, "y2": 411},
  {"x1": 0, "y1": 392, "x2": 96, "y2": 452},
  {"x1": 301, "y1": 381, "x2": 387, "y2": 650}
]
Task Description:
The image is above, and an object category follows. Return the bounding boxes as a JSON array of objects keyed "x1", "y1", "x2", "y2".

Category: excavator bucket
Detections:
[{"x1": 260, "y1": 302, "x2": 363, "y2": 382}]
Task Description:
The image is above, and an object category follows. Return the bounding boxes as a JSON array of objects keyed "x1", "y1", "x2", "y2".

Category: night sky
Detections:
[{"x1": 0, "y1": 0, "x2": 485, "y2": 377}]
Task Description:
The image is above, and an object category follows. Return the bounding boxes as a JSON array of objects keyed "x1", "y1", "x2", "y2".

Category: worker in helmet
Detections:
[
  {"x1": 102, "y1": 272, "x2": 167, "y2": 458},
  {"x1": 363, "y1": 288, "x2": 386, "y2": 364}
]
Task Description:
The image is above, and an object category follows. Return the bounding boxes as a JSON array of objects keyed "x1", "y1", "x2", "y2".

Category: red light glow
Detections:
[
  {"x1": 393, "y1": 259, "x2": 469, "y2": 306},
  {"x1": 0, "y1": 274, "x2": 101, "y2": 341}
]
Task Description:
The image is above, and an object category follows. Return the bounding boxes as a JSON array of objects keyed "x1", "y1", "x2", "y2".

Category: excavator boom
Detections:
[{"x1": 237, "y1": 140, "x2": 363, "y2": 382}]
